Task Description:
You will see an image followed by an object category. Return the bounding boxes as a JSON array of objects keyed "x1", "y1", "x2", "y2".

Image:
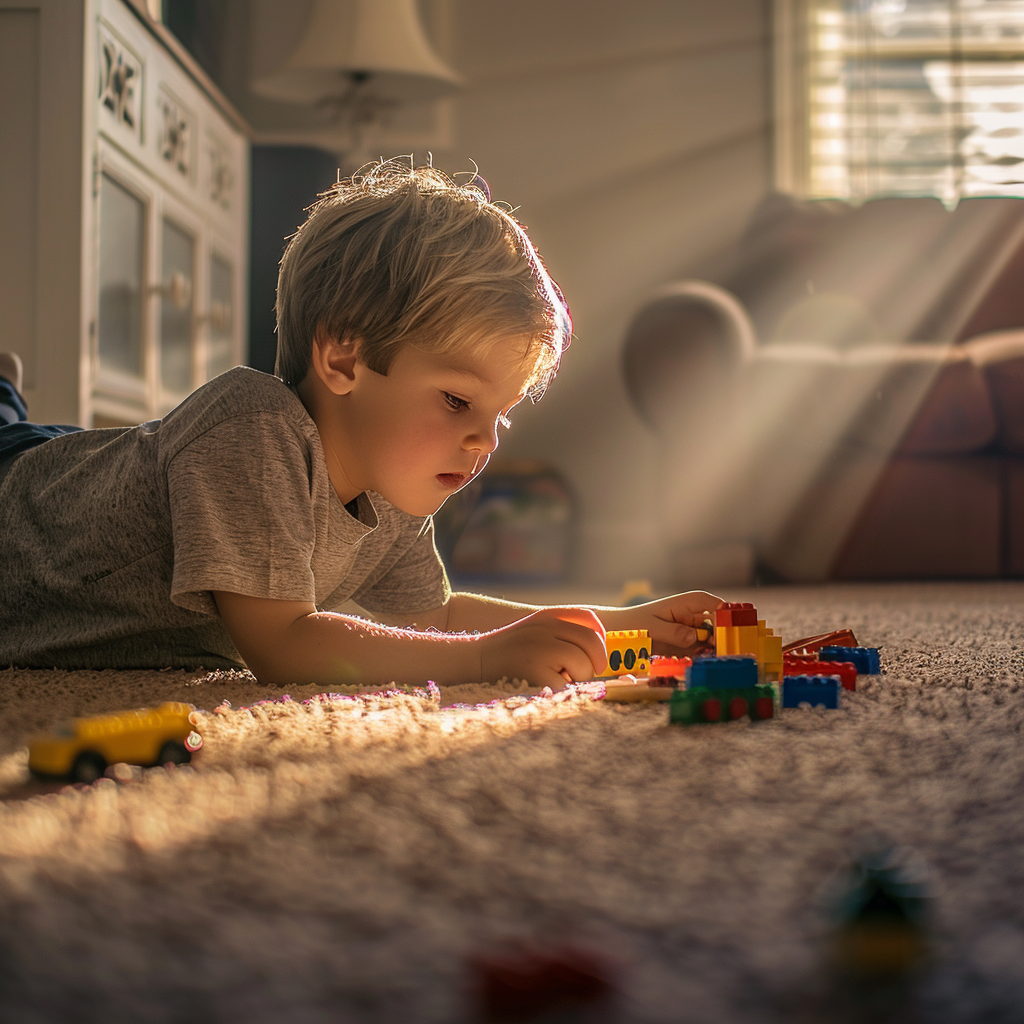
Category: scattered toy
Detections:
[
  {"x1": 782, "y1": 675, "x2": 842, "y2": 709},
  {"x1": 471, "y1": 945, "x2": 614, "y2": 1022},
  {"x1": 820, "y1": 645, "x2": 882, "y2": 675},
  {"x1": 27, "y1": 702, "x2": 203, "y2": 783},
  {"x1": 830, "y1": 841, "x2": 932, "y2": 979},
  {"x1": 783, "y1": 628, "x2": 859, "y2": 655},
  {"x1": 784, "y1": 654, "x2": 858, "y2": 691}
]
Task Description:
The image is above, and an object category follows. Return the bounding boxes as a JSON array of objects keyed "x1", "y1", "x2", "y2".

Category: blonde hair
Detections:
[{"x1": 274, "y1": 157, "x2": 572, "y2": 400}]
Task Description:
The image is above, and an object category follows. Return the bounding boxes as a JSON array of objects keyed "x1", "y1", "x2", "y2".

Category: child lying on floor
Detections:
[{"x1": 0, "y1": 158, "x2": 721, "y2": 688}]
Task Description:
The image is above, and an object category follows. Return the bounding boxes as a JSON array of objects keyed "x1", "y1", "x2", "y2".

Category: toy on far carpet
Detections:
[
  {"x1": 470, "y1": 944, "x2": 616, "y2": 1023},
  {"x1": 27, "y1": 702, "x2": 204, "y2": 783},
  {"x1": 618, "y1": 578, "x2": 654, "y2": 606},
  {"x1": 669, "y1": 655, "x2": 777, "y2": 726},
  {"x1": 829, "y1": 839, "x2": 932, "y2": 980}
]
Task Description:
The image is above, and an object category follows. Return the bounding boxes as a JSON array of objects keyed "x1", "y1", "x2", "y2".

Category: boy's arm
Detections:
[{"x1": 211, "y1": 590, "x2": 606, "y2": 688}]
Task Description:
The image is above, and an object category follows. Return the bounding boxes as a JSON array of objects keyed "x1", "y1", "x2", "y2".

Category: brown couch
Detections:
[{"x1": 623, "y1": 194, "x2": 1024, "y2": 582}]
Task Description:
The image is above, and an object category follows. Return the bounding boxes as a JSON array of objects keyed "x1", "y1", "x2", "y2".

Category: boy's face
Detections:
[{"x1": 307, "y1": 334, "x2": 535, "y2": 517}]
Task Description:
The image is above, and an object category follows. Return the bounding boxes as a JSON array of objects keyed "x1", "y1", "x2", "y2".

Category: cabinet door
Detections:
[
  {"x1": 207, "y1": 249, "x2": 235, "y2": 379},
  {"x1": 97, "y1": 170, "x2": 147, "y2": 383},
  {"x1": 158, "y1": 214, "x2": 196, "y2": 394}
]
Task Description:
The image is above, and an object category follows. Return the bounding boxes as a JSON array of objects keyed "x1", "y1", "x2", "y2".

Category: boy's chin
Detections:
[{"x1": 386, "y1": 492, "x2": 448, "y2": 518}]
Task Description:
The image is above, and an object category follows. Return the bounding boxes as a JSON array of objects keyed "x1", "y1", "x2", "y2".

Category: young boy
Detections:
[{"x1": 0, "y1": 160, "x2": 720, "y2": 689}]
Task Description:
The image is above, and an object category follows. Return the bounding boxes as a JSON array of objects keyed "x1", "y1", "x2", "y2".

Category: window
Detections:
[{"x1": 775, "y1": 0, "x2": 1024, "y2": 202}]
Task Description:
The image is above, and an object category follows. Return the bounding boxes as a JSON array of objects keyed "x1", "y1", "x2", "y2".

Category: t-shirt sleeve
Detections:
[
  {"x1": 351, "y1": 515, "x2": 451, "y2": 615},
  {"x1": 166, "y1": 413, "x2": 318, "y2": 616}
]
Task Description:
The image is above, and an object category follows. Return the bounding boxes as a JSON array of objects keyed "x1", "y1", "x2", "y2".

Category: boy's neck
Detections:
[{"x1": 295, "y1": 373, "x2": 363, "y2": 506}]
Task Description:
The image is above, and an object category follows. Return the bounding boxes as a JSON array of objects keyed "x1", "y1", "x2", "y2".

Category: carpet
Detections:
[{"x1": 0, "y1": 582, "x2": 1022, "y2": 1023}]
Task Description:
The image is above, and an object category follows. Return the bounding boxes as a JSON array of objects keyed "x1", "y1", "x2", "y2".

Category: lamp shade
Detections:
[{"x1": 252, "y1": 0, "x2": 463, "y2": 104}]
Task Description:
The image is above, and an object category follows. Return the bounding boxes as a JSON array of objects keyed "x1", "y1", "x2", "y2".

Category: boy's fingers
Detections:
[
  {"x1": 549, "y1": 620, "x2": 608, "y2": 676},
  {"x1": 554, "y1": 638, "x2": 605, "y2": 683}
]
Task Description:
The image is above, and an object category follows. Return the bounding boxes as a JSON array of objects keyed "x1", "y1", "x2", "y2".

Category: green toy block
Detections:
[{"x1": 668, "y1": 684, "x2": 776, "y2": 726}]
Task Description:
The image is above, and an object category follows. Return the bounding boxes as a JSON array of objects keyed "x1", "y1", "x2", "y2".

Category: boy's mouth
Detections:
[{"x1": 437, "y1": 473, "x2": 466, "y2": 489}]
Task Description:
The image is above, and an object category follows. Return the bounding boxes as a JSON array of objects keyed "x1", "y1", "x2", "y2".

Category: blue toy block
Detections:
[
  {"x1": 819, "y1": 646, "x2": 881, "y2": 675},
  {"x1": 782, "y1": 675, "x2": 842, "y2": 709},
  {"x1": 687, "y1": 655, "x2": 758, "y2": 690}
]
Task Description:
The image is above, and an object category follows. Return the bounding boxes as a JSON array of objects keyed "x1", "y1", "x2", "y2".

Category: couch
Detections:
[{"x1": 622, "y1": 193, "x2": 1024, "y2": 582}]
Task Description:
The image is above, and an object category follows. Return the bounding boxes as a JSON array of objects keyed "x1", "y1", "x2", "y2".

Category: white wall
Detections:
[{"x1": 433, "y1": 0, "x2": 772, "y2": 585}]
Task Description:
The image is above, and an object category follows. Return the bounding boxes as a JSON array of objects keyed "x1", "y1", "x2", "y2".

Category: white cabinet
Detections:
[{"x1": 0, "y1": 0, "x2": 250, "y2": 428}]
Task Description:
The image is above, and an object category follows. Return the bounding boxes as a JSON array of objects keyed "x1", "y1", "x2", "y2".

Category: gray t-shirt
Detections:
[{"x1": 0, "y1": 366, "x2": 450, "y2": 670}]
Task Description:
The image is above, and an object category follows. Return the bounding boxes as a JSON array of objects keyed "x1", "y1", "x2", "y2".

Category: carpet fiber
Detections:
[{"x1": 0, "y1": 582, "x2": 1023, "y2": 1023}]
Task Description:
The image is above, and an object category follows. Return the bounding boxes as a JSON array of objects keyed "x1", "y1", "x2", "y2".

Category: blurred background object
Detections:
[{"x1": 437, "y1": 462, "x2": 575, "y2": 587}]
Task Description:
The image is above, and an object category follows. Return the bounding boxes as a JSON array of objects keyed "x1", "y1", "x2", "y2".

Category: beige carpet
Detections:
[{"x1": 0, "y1": 582, "x2": 1022, "y2": 1023}]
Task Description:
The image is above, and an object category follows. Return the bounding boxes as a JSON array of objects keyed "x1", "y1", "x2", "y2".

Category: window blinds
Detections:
[{"x1": 806, "y1": 0, "x2": 1024, "y2": 201}]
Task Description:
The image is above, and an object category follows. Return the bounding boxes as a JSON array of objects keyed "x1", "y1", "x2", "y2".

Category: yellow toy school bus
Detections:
[{"x1": 28, "y1": 702, "x2": 203, "y2": 783}]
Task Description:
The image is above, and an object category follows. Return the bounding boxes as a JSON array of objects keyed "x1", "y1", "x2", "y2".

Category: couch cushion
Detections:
[{"x1": 831, "y1": 456, "x2": 1001, "y2": 580}]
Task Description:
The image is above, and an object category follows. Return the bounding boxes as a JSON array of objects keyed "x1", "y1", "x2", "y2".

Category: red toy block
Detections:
[
  {"x1": 716, "y1": 602, "x2": 758, "y2": 627},
  {"x1": 783, "y1": 655, "x2": 857, "y2": 691}
]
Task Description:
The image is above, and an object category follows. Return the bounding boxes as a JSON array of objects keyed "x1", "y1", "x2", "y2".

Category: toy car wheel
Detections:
[
  {"x1": 754, "y1": 696, "x2": 774, "y2": 720},
  {"x1": 71, "y1": 751, "x2": 107, "y2": 784},
  {"x1": 728, "y1": 696, "x2": 748, "y2": 720},
  {"x1": 158, "y1": 740, "x2": 191, "y2": 766}
]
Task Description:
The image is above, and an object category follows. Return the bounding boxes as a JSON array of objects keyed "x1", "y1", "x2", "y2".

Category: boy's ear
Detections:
[{"x1": 311, "y1": 326, "x2": 361, "y2": 396}]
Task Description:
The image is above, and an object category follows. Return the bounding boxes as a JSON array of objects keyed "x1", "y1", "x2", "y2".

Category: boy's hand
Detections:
[
  {"x1": 605, "y1": 590, "x2": 724, "y2": 657},
  {"x1": 477, "y1": 607, "x2": 607, "y2": 687}
]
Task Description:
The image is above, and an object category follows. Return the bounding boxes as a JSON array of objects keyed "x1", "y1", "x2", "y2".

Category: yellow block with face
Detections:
[{"x1": 601, "y1": 629, "x2": 651, "y2": 677}]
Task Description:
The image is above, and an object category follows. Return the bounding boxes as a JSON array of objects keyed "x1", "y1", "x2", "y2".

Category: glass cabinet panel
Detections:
[
  {"x1": 160, "y1": 217, "x2": 195, "y2": 393},
  {"x1": 97, "y1": 173, "x2": 145, "y2": 377},
  {"x1": 208, "y1": 253, "x2": 234, "y2": 379}
]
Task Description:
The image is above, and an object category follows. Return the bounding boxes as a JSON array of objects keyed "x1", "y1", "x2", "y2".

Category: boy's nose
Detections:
[{"x1": 464, "y1": 420, "x2": 499, "y2": 455}]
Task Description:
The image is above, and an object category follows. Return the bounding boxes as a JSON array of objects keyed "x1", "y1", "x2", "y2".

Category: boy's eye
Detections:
[{"x1": 443, "y1": 392, "x2": 470, "y2": 412}]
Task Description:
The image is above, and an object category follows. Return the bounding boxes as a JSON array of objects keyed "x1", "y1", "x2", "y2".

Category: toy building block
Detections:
[
  {"x1": 784, "y1": 655, "x2": 857, "y2": 691},
  {"x1": 648, "y1": 655, "x2": 692, "y2": 679},
  {"x1": 669, "y1": 683, "x2": 776, "y2": 726},
  {"x1": 783, "y1": 628, "x2": 859, "y2": 655},
  {"x1": 600, "y1": 629, "x2": 650, "y2": 677},
  {"x1": 820, "y1": 646, "x2": 881, "y2": 675},
  {"x1": 687, "y1": 655, "x2": 758, "y2": 690},
  {"x1": 759, "y1": 625, "x2": 784, "y2": 683},
  {"x1": 831, "y1": 843, "x2": 931, "y2": 979},
  {"x1": 782, "y1": 675, "x2": 842, "y2": 709},
  {"x1": 715, "y1": 601, "x2": 757, "y2": 627},
  {"x1": 27, "y1": 702, "x2": 203, "y2": 783}
]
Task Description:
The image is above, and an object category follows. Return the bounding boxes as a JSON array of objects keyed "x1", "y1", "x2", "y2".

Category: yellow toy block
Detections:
[{"x1": 602, "y1": 629, "x2": 651, "y2": 677}]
